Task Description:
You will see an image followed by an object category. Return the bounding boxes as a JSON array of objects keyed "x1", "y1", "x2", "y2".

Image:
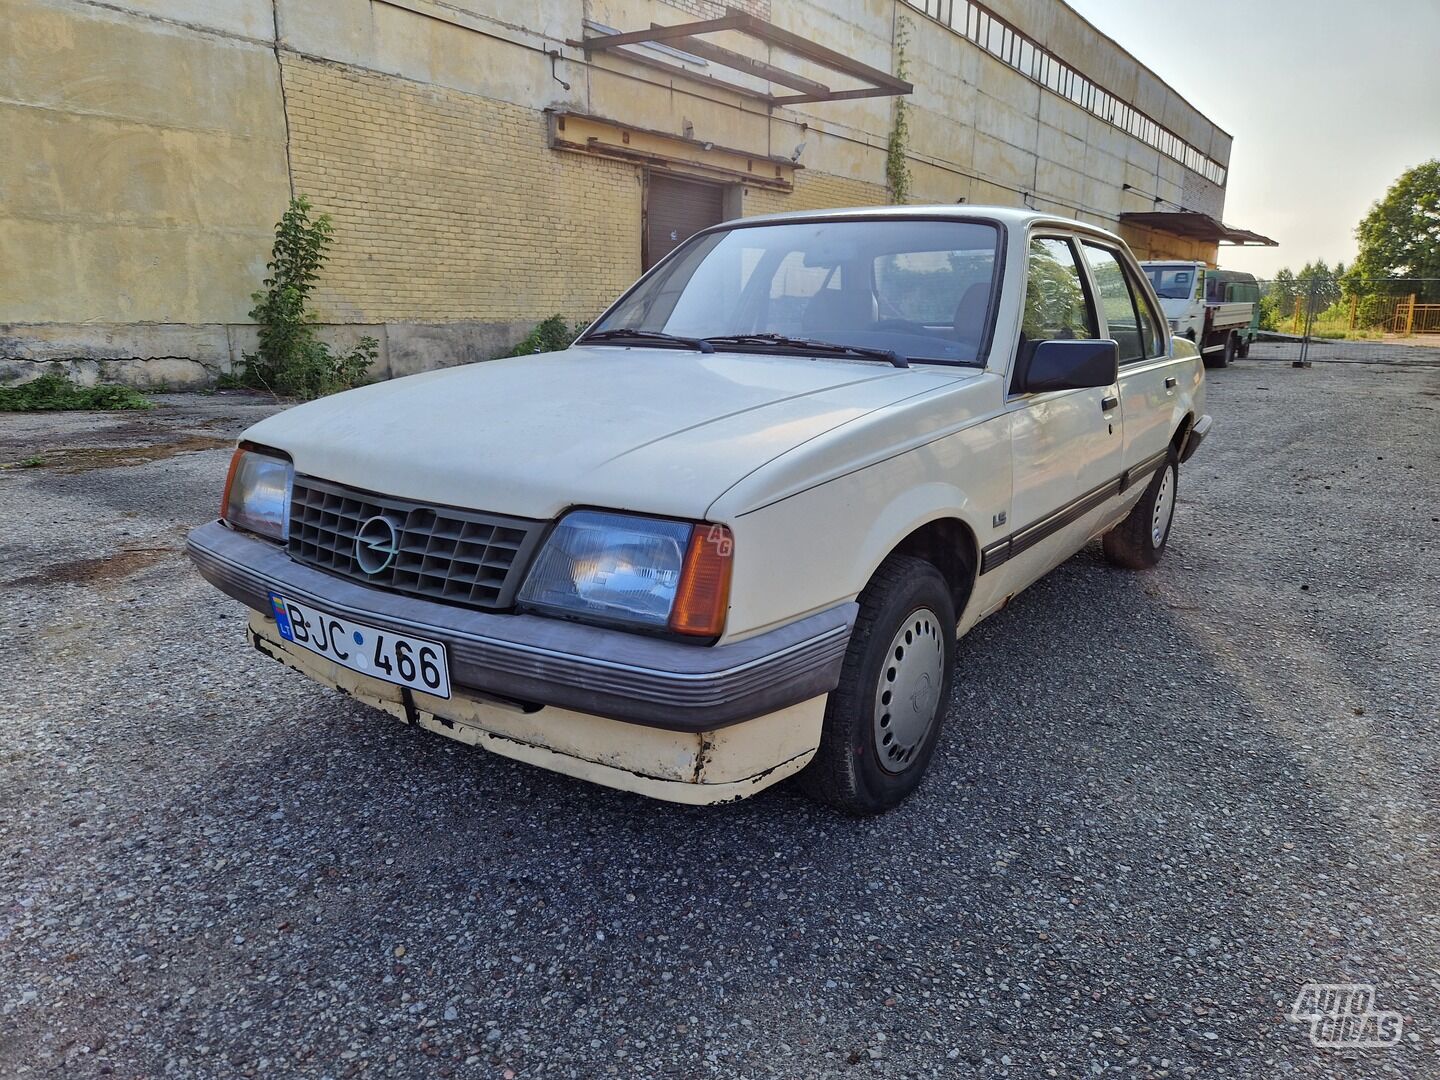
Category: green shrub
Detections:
[
  {"x1": 235, "y1": 196, "x2": 376, "y2": 400},
  {"x1": 504, "y1": 315, "x2": 579, "y2": 356},
  {"x1": 0, "y1": 372, "x2": 152, "y2": 412}
]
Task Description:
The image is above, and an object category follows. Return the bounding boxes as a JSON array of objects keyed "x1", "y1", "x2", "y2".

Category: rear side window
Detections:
[
  {"x1": 1081, "y1": 243, "x2": 1145, "y2": 363},
  {"x1": 1022, "y1": 237, "x2": 1097, "y2": 343},
  {"x1": 1126, "y1": 265, "x2": 1166, "y2": 358}
]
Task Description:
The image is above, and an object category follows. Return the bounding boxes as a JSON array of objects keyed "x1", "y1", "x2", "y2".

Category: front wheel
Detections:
[
  {"x1": 799, "y1": 554, "x2": 956, "y2": 816},
  {"x1": 1102, "y1": 455, "x2": 1178, "y2": 570}
]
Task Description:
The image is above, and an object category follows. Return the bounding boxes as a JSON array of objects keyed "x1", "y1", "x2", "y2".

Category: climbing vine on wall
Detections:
[{"x1": 886, "y1": 17, "x2": 912, "y2": 205}]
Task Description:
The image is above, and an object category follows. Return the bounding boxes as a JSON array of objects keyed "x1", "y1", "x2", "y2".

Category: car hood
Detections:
[{"x1": 241, "y1": 346, "x2": 967, "y2": 520}]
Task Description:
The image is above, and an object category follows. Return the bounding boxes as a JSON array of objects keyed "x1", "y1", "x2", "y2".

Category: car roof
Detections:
[{"x1": 724, "y1": 203, "x2": 1126, "y2": 244}]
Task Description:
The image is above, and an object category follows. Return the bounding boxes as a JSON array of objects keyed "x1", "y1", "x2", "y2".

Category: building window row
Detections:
[{"x1": 903, "y1": 0, "x2": 1228, "y2": 188}]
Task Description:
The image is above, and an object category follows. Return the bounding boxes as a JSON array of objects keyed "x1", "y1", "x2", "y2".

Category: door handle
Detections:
[
  {"x1": 1101, "y1": 395, "x2": 1119, "y2": 412},
  {"x1": 1165, "y1": 376, "x2": 1178, "y2": 389}
]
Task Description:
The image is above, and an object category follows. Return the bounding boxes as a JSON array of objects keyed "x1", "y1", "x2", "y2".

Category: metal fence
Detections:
[{"x1": 1241, "y1": 277, "x2": 1440, "y2": 367}]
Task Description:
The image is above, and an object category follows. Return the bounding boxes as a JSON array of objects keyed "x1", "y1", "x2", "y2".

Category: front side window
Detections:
[
  {"x1": 1022, "y1": 237, "x2": 1097, "y2": 343},
  {"x1": 588, "y1": 219, "x2": 1001, "y2": 366},
  {"x1": 1082, "y1": 243, "x2": 1145, "y2": 363}
]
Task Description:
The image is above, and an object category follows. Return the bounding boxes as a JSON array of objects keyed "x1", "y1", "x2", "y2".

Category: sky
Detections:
[{"x1": 1063, "y1": 0, "x2": 1440, "y2": 277}]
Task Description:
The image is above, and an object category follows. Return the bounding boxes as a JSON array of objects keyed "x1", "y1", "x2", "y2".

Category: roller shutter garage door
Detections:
[{"x1": 644, "y1": 173, "x2": 725, "y2": 270}]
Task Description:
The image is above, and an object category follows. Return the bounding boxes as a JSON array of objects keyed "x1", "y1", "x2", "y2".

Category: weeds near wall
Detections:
[
  {"x1": 886, "y1": 18, "x2": 912, "y2": 205},
  {"x1": 504, "y1": 315, "x2": 580, "y2": 356},
  {"x1": 0, "y1": 372, "x2": 152, "y2": 412},
  {"x1": 236, "y1": 196, "x2": 377, "y2": 400}
]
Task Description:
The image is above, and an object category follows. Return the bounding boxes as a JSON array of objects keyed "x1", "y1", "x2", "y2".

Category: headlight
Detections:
[
  {"x1": 519, "y1": 510, "x2": 733, "y2": 637},
  {"x1": 221, "y1": 446, "x2": 292, "y2": 541}
]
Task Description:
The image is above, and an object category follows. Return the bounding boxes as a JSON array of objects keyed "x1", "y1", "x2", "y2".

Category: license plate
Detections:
[{"x1": 267, "y1": 592, "x2": 451, "y2": 699}]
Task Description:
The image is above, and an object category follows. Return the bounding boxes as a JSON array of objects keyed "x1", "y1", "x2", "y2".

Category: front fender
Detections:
[{"x1": 719, "y1": 415, "x2": 1010, "y2": 642}]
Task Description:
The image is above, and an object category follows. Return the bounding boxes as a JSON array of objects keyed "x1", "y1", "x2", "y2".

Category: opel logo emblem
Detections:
[
  {"x1": 908, "y1": 672, "x2": 937, "y2": 717},
  {"x1": 355, "y1": 514, "x2": 401, "y2": 575}
]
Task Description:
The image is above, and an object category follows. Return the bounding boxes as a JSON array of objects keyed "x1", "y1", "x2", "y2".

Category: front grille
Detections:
[{"x1": 286, "y1": 475, "x2": 545, "y2": 610}]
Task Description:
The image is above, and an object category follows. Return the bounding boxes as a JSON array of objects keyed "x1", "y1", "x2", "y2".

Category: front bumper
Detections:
[
  {"x1": 246, "y1": 611, "x2": 825, "y2": 803},
  {"x1": 1180, "y1": 413, "x2": 1213, "y2": 463},
  {"x1": 187, "y1": 521, "x2": 855, "y2": 732}
]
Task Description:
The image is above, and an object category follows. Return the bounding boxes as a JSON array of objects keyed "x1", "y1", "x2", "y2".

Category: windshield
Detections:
[
  {"x1": 1144, "y1": 265, "x2": 1197, "y2": 300},
  {"x1": 586, "y1": 219, "x2": 1001, "y2": 366}
]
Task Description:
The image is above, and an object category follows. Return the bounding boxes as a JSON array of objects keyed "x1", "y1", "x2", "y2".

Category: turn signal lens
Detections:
[{"x1": 669, "y1": 524, "x2": 733, "y2": 638}]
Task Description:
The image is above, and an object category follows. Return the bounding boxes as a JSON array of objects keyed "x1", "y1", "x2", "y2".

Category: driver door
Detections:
[{"x1": 1002, "y1": 234, "x2": 1123, "y2": 582}]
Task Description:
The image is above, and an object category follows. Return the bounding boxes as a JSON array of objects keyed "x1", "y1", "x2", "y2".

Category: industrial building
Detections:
[{"x1": 2, "y1": 0, "x2": 1273, "y2": 385}]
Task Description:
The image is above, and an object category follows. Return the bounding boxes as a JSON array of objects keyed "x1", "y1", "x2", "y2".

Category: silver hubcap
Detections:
[
  {"x1": 1151, "y1": 464, "x2": 1176, "y2": 548},
  {"x1": 872, "y1": 607, "x2": 945, "y2": 772}
]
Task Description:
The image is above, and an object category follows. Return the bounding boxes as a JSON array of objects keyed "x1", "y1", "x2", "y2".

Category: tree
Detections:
[
  {"x1": 1259, "y1": 267, "x2": 1297, "y2": 330},
  {"x1": 1350, "y1": 159, "x2": 1440, "y2": 301},
  {"x1": 1296, "y1": 260, "x2": 1341, "y2": 312},
  {"x1": 238, "y1": 196, "x2": 377, "y2": 399}
]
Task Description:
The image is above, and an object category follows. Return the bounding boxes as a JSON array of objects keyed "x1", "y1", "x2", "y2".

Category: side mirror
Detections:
[{"x1": 1023, "y1": 339, "x2": 1119, "y2": 393}]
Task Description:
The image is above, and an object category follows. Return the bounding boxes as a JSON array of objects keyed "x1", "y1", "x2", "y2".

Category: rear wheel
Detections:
[
  {"x1": 799, "y1": 554, "x2": 956, "y2": 816},
  {"x1": 1204, "y1": 333, "x2": 1234, "y2": 369},
  {"x1": 1102, "y1": 454, "x2": 1178, "y2": 570}
]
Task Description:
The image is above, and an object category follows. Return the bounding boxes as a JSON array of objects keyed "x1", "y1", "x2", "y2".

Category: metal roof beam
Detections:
[
  {"x1": 656, "y1": 27, "x2": 832, "y2": 97},
  {"x1": 574, "y1": 7, "x2": 912, "y2": 106}
]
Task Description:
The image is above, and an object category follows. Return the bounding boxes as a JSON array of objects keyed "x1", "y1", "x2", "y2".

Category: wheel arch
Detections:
[
  {"x1": 1172, "y1": 411, "x2": 1196, "y2": 457},
  {"x1": 882, "y1": 516, "x2": 980, "y2": 619}
]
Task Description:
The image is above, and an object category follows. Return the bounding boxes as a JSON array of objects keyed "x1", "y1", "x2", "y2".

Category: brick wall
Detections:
[
  {"x1": 282, "y1": 55, "x2": 642, "y2": 326},
  {"x1": 744, "y1": 171, "x2": 890, "y2": 218},
  {"x1": 285, "y1": 50, "x2": 889, "y2": 326},
  {"x1": 658, "y1": 0, "x2": 772, "y2": 22}
]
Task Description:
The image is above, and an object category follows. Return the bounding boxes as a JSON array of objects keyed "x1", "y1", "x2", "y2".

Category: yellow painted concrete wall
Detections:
[
  {"x1": 2, "y1": 0, "x2": 1234, "y2": 383},
  {"x1": 1, "y1": 0, "x2": 290, "y2": 325},
  {"x1": 1119, "y1": 225, "x2": 1217, "y2": 266}
]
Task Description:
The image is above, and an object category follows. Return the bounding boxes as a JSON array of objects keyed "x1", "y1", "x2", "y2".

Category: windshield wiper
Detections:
[
  {"x1": 703, "y1": 333, "x2": 908, "y2": 369},
  {"x1": 908, "y1": 355, "x2": 987, "y2": 368},
  {"x1": 580, "y1": 328, "x2": 714, "y2": 353}
]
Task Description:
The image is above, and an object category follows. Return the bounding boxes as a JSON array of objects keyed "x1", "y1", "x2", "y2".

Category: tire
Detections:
[
  {"x1": 1102, "y1": 454, "x2": 1178, "y2": 570},
  {"x1": 1203, "y1": 333, "x2": 1234, "y2": 369},
  {"x1": 1236, "y1": 335, "x2": 1250, "y2": 359},
  {"x1": 799, "y1": 554, "x2": 956, "y2": 816}
]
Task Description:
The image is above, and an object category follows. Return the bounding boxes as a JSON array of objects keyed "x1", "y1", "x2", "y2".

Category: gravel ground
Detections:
[{"x1": 2, "y1": 355, "x2": 1438, "y2": 1079}]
